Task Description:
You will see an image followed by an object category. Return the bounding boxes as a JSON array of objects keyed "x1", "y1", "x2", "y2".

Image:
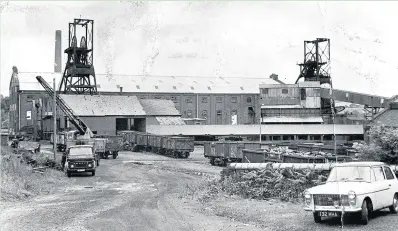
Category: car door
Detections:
[
  {"x1": 383, "y1": 166, "x2": 397, "y2": 207},
  {"x1": 373, "y1": 166, "x2": 390, "y2": 208}
]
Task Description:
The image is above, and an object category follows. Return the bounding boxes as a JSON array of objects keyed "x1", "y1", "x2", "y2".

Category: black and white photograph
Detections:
[{"x1": 1, "y1": 1, "x2": 398, "y2": 230}]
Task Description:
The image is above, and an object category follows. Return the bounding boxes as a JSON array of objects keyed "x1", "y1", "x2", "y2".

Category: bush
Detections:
[
  {"x1": 193, "y1": 168, "x2": 328, "y2": 203},
  {"x1": 353, "y1": 126, "x2": 398, "y2": 164}
]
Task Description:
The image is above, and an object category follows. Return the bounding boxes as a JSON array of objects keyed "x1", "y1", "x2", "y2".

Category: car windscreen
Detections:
[
  {"x1": 327, "y1": 166, "x2": 372, "y2": 183},
  {"x1": 69, "y1": 147, "x2": 92, "y2": 155}
]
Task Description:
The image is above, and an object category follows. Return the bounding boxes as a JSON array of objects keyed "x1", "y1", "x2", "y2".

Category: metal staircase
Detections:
[{"x1": 36, "y1": 76, "x2": 93, "y2": 136}]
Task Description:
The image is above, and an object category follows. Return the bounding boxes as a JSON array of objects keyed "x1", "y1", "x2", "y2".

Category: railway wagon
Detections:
[
  {"x1": 281, "y1": 154, "x2": 326, "y2": 164},
  {"x1": 150, "y1": 135, "x2": 166, "y2": 154},
  {"x1": 93, "y1": 135, "x2": 123, "y2": 159},
  {"x1": 204, "y1": 141, "x2": 262, "y2": 166},
  {"x1": 294, "y1": 144, "x2": 348, "y2": 155},
  {"x1": 135, "y1": 132, "x2": 150, "y2": 152},
  {"x1": 162, "y1": 136, "x2": 194, "y2": 158},
  {"x1": 117, "y1": 130, "x2": 195, "y2": 159},
  {"x1": 241, "y1": 148, "x2": 353, "y2": 164}
]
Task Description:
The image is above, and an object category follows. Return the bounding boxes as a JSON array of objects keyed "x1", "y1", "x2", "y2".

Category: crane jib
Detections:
[{"x1": 35, "y1": 76, "x2": 91, "y2": 136}]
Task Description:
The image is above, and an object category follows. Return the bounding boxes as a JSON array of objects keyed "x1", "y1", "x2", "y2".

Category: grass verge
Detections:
[{"x1": 1, "y1": 146, "x2": 71, "y2": 201}]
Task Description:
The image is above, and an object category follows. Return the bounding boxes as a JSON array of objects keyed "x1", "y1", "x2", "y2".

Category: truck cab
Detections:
[{"x1": 64, "y1": 145, "x2": 96, "y2": 177}]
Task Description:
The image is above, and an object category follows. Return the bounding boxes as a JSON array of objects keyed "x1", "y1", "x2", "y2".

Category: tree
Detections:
[{"x1": 354, "y1": 126, "x2": 398, "y2": 164}]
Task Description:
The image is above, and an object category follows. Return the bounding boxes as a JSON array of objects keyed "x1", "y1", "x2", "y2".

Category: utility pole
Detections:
[
  {"x1": 53, "y1": 78, "x2": 57, "y2": 161},
  {"x1": 259, "y1": 117, "x2": 262, "y2": 142}
]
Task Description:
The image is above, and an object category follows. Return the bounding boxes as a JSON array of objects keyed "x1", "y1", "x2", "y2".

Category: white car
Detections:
[{"x1": 304, "y1": 161, "x2": 398, "y2": 225}]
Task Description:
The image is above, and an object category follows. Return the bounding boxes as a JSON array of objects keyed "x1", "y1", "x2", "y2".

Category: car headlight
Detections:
[
  {"x1": 304, "y1": 191, "x2": 311, "y2": 205},
  {"x1": 70, "y1": 164, "x2": 74, "y2": 168},
  {"x1": 88, "y1": 164, "x2": 92, "y2": 167},
  {"x1": 348, "y1": 190, "x2": 356, "y2": 206}
]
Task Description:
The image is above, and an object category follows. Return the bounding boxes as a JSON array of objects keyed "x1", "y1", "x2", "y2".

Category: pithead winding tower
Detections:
[
  {"x1": 295, "y1": 38, "x2": 335, "y2": 115},
  {"x1": 59, "y1": 19, "x2": 97, "y2": 94}
]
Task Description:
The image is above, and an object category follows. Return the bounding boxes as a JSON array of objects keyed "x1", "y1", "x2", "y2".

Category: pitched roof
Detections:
[
  {"x1": 138, "y1": 99, "x2": 180, "y2": 116},
  {"x1": 59, "y1": 94, "x2": 146, "y2": 116},
  {"x1": 156, "y1": 117, "x2": 186, "y2": 125},
  {"x1": 371, "y1": 109, "x2": 398, "y2": 127},
  {"x1": 15, "y1": 71, "x2": 280, "y2": 94}
]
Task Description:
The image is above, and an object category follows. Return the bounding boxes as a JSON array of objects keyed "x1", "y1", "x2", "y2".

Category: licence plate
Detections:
[
  {"x1": 77, "y1": 169, "x2": 85, "y2": 172},
  {"x1": 319, "y1": 211, "x2": 339, "y2": 217}
]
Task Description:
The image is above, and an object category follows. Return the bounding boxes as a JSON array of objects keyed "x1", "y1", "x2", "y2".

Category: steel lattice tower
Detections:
[
  {"x1": 295, "y1": 38, "x2": 335, "y2": 115},
  {"x1": 59, "y1": 19, "x2": 97, "y2": 94}
]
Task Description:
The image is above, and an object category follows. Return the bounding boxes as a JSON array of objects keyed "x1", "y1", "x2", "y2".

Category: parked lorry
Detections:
[{"x1": 64, "y1": 145, "x2": 97, "y2": 177}]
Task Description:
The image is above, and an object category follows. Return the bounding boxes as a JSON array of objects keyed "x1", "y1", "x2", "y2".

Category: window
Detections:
[
  {"x1": 247, "y1": 97, "x2": 252, "y2": 103},
  {"x1": 300, "y1": 88, "x2": 306, "y2": 100},
  {"x1": 202, "y1": 97, "x2": 208, "y2": 103},
  {"x1": 216, "y1": 96, "x2": 223, "y2": 103},
  {"x1": 186, "y1": 97, "x2": 193, "y2": 103},
  {"x1": 384, "y1": 166, "x2": 395, "y2": 180},
  {"x1": 282, "y1": 89, "x2": 289, "y2": 94},
  {"x1": 217, "y1": 110, "x2": 222, "y2": 116},
  {"x1": 373, "y1": 167, "x2": 386, "y2": 181},
  {"x1": 261, "y1": 88, "x2": 268, "y2": 95},
  {"x1": 187, "y1": 110, "x2": 192, "y2": 117},
  {"x1": 26, "y1": 111, "x2": 32, "y2": 120},
  {"x1": 202, "y1": 110, "x2": 208, "y2": 117},
  {"x1": 231, "y1": 97, "x2": 237, "y2": 103},
  {"x1": 171, "y1": 96, "x2": 178, "y2": 103}
]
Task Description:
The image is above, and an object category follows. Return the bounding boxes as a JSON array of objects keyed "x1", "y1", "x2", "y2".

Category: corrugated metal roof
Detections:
[
  {"x1": 156, "y1": 117, "x2": 186, "y2": 125},
  {"x1": 146, "y1": 124, "x2": 364, "y2": 136},
  {"x1": 372, "y1": 109, "x2": 398, "y2": 127},
  {"x1": 139, "y1": 99, "x2": 180, "y2": 116},
  {"x1": 261, "y1": 105, "x2": 302, "y2": 108},
  {"x1": 16, "y1": 72, "x2": 279, "y2": 94},
  {"x1": 59, "y1": 94, "x2": 146, "y2": 116},
  {"x1": 261, "y1": 117, "x2": 324, "y2": 123}
]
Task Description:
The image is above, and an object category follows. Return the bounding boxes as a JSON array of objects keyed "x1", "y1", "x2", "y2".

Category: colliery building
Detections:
[{"x1": 8, "y1": 67, "x2": 282, "y2": 137}]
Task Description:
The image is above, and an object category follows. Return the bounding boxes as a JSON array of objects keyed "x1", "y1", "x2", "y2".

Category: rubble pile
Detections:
[
  {"x1": 203, "y1": 168, "x2": 329, "y2": 202},
  {"x1": 263, "y1": 146, "x2": 338, "y2": 159}
]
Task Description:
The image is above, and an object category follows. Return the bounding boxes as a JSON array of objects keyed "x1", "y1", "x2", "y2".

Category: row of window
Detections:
[
  {"x1": 184, "y1": 109, "x2": 239, "y2": 118},
  {"x1": 141, "y1": 95, "x2": 253, "y2": 104}
]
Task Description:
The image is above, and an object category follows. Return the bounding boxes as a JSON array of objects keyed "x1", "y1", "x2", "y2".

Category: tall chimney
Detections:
[{"x1": 54, "y1": 30, "x2": 62, "y2": 73}]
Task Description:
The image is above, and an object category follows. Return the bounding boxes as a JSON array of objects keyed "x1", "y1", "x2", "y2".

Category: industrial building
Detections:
[{"x1": 8, "y1": 67, "x2": 281, "y2": 137}]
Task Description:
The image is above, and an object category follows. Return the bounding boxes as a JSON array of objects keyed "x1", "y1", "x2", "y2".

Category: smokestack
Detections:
[{"x1": 54, "y1": 30, "x2": 62, "y2": 73}]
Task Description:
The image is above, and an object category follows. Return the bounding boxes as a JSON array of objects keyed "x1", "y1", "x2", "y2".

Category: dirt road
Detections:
[
  {"x1": 0, "y1": 150, "x2": 260, "y2": 231},
  {"x1": 1, "y1": 148, "x2": 398, "y2": 231}
]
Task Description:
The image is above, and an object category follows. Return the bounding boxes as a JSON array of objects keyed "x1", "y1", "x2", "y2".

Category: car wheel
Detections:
[
  {"x1": 359, "y1": 200, "x2": 369, "y2": 225},
  {"x1": 313, "y1": 212, "x2": 322, "y2": 223},
  {"x1": 92, "y1": 170, "x2": 96, "y2": 176},
  {"x1": 67, "y1": 171, "x2": 71, "y2": 178},
  {"x1": 389, "y1": 194, "x2": 398, "y2": 214}
]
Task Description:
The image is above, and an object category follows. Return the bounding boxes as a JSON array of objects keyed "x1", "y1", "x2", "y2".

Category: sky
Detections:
[{"x1": 1, "y1": 1, "x2": 398, "y2": 97}]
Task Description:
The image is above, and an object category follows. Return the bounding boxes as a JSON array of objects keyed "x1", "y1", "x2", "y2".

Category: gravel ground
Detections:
[{"x1": 1, "y1": 146, "x2": 398, "y2": 231}]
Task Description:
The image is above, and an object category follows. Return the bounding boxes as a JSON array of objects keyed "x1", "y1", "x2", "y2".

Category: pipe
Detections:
[{"x1": 228, "y1": 163, "x2": 398, "y2": 172}]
